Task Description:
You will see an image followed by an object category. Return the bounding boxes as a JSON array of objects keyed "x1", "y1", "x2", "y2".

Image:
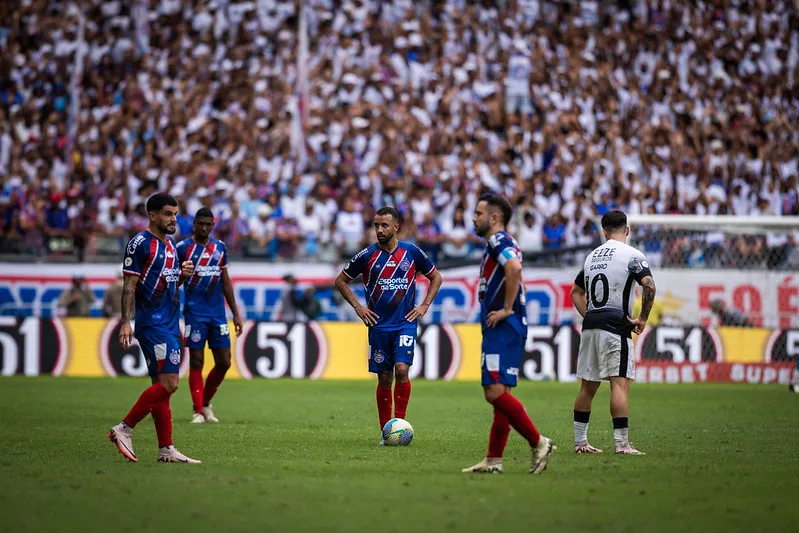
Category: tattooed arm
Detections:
[
  {"x1": 119, "y1": 274, "x2": 138, "y2": 349},
  {"x1": 628, "y1": 275, "x2": 656, "y2": 335}
]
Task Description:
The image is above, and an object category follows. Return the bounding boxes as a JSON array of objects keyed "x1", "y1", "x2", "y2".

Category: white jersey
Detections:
[
  {"x1": 575, "y1": 239, "x2": 652, "y2": 337},
  {"x1": 506, "y1": 54, "x2": 531, "y2": 94}
]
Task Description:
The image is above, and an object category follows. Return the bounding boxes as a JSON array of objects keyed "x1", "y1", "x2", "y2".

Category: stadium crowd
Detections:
[{"x1": 1, "y1": 0, "x2": 798, "y2": 268}]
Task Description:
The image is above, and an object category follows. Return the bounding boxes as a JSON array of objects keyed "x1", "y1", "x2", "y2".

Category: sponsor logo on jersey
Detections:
[
  {"x1": 378, "y1": 278, "x2": 410, "y2": 291},
  {"x1": 163, "y1": 267, "x2": 181, "y2": 283},
  {"x1": 195, "y1": 265, "x2": 221, "y2": 277},
  {"x1": 386, "y1": 261, "x2": 397, "y2": 267},
  {"x1": 127, "y1": 234, "x2": 145, "y2": 254}
]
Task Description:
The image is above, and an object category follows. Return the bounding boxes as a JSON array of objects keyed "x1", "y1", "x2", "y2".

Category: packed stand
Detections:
[{"x1": 1, "y1": 0, "x2": 799, "y2": 269}]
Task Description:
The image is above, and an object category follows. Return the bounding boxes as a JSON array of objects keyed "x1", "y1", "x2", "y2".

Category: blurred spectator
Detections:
[
  {"x1": 248, "y1": 204, "x2": 276, "y2": 255},
  {"x1": 276, "y1": 273, "x2": 322, "y2": 322},
  {"x1": 417, "y1": 211, "x2": 442, "y2": 264},
  {"x1": 102, "y1": 274, "x2": 124, "y2": 317},
  {"x1": 58, "y1": 274, "x2": 95, "y2": 317},
  {"x1": 297, "y1": 198, "x2": 323, "y2": 258},
  {"x1": 276, "y1": 215, "x2": 303, "y2": 260},
  {"x1": 516, "y1": 211, "x2": 544, "y2": 255},
  {"x1": 336, "y1": 196, "x2": 365, "y2": 256},
  {"x1": 441, "y1": 205, "x2": 479, "y2": 259},
  {"x1": 276, "y1": 274, "x2": 304, "y2": 322},
  {"x1": 220, "y1": 201, "x2": 251, "y2": 256},
  {"x1": 542, "y1": 215, "x2": 566, "y2": 250},
  {"x1": 710, "y1": 299, "x2": 755, "y2": 328}
]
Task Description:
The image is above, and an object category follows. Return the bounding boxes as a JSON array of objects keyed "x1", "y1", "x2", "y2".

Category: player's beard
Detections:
[
  {"x1": 474, "y1": 220, "x2": 489, "y2": 237},
  {"x1": 376, "y1": 232, "x2": 392, "y2": 244},
  {"x1": 162, "y1": 222, "x2": 177, "y2": 235}
]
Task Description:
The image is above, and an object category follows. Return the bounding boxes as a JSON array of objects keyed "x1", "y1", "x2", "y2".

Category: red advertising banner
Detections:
[{"x1": 636, "y1": 362, "x2": 797, "y2": 384}]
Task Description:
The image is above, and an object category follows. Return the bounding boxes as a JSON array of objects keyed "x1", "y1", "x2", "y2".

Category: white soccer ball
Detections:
[{"x1": 382, "y1": 418, "x2": 414, "y2": 446}]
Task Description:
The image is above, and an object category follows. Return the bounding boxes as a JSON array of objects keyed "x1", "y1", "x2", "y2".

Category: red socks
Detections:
[
  {"x1": 151, "y1": 395, "x2": 173, "y2": 448},
  {"x1": 123, "y1": 382, "x2": 171, "y2": 428},
  {"x1": 376, "y1": 386, "x2": 392, "y2": 430},
  {"x1": 393, "y1": 381, "x2": 411, "y2": 419},
  {"x1": 487, "y1": 407, "x2": 510, "y2": 458},
  {"x1": 377, "y1": 381, "x2": 413, "y2": 429},
  {"x1": 492, "y1": 392, "x2": 541, "y2": 447},
  {"x1": 190, "y1": 365, "x2": 228, "y2": 412},
  {"x1": 189, "y1": 369, "x2": 204, "y2": 414},
  {"x1": 203, "y1": 366, "x2": 227, "y2": 406}
]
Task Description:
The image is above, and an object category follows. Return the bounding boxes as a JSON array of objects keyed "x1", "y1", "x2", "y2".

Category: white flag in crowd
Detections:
[
  {"x1": 291, "y1": 2, "x2": 310, "y2": 171},
  {"x1": 65, "y1": 5, "x2": 86, "y2": 165}
]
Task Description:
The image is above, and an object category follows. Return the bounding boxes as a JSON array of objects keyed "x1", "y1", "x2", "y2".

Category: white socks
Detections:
[
  {"x1": 613, "y1": 417, "x2": 629, "y2": 447},
  {"x1": 573, "y1": 410, "x2": 591, "y2": 445}
]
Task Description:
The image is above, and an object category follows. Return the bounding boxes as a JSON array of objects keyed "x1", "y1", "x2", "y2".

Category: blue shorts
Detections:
[
  {"x1": 135, "y1": 328, "x2": 182, "y2": 377},
  {"x1": 368, "y1": 327, "x2": 417, "y2": 373},
  {"x1": 184, "y1": 315, "x2": 231, "y2": 349},
  {"x1": 481, "y1": 329, "x2": 524, "y2": 387}
]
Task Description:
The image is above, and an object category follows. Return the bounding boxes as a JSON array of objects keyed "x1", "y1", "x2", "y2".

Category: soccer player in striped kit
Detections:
[
  {"x1": 107, "y1": 193, "x2": 200, "y2": 463},
  {"x1": 335, "y1": 206, "x2": 443, "y2": 443},
  {"x1": 177, "y1": 208, "x2": 243, "y2": 423},
  {"x1": 463, "y1": 193, "x2": 555, "y2": 474}
]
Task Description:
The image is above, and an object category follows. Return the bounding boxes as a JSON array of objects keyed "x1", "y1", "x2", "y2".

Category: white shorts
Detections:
[
  {"x1": 505, "y1": 92, "x2": 533, "y2": 115},
  {"x1": 577, "y1": 329, "x2": 635, "y2": 381}
]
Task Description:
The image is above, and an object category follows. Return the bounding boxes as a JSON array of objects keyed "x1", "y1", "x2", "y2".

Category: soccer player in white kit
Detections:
[{"x1": 569, "y1": 210, "x2": 656, "y2": 456}]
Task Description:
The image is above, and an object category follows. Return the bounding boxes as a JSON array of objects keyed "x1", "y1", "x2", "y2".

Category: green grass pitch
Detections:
[{"x1": 1, "y1": 378, "x2": 797, "y2": 533}]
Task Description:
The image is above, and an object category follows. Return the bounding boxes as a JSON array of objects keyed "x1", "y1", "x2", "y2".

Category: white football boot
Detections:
[
  {"x1": 462, "y1": 457, "x2": 503, "y2": 474},
  {"x1": 202, "y1": 405, "x2": 219, "y2": 423},
  {"x1": 530, "y1": 436, "x2": 556, "y2": 474},
  {"x1": 574, "y1": 442, "x2": 603, "y2": 454},
  {"x1": 107, "y1": 424, "x2": 137, "y2": 462},
  {"x1": 157, "y1": 446, "x2": 201, "y2": 464},
  {"x1": 614, "y1": 443, "x2": 646, "y2": 455},
  {"x1": 191, "y1": 413, "x2": 205, "y2": 424}
]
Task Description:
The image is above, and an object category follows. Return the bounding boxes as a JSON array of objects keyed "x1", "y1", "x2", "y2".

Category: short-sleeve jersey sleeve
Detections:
[{"x1": 123, "y1": 234, "x2": 148, "y2": 277}]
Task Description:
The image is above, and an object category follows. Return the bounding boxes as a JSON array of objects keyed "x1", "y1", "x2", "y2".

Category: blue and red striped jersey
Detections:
[
  {"x1": 479, "y1": 231, "x2": 528, "y2": 337},
  {"x1": 342, "y1": 241, "x2": 436, "y2": 332},
  {"x1": 176, "y1": 237, "x2": 228, "y2": 318},
  {"x1": 122, "y1": 230, "x2": 181, "y2": 335}
]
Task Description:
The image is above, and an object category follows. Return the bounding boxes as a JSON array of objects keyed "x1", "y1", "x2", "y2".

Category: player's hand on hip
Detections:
[
  {"x1": 486, "y1": 309, "x2": 513, "y2": 328},
  {"x1": 405, "y1": 303, "x2": 430, "y2": 322},
  {"x1": 119, "y1": 322, "x2": 134, "y2": 350},
  {"x1": 355, "y1": 305, "x2": 379, "y2": 327},
  {"x1": 181, "y1": 260, "x2": 194, "y2": 277},
  {"x1": 627, "y1": 316, "x2": 647, "y2": 335},
  {"x1": 233, "y1": 316, "x2": 243, "y2": 336}
]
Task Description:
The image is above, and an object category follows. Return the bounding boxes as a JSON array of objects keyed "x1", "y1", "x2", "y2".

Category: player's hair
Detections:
[
  {"x1": 479, "y1": 193, "x2": 513, "y2": 226},
  {"x1": 376, "y1": 206, "x2": 400, "y2": 222},
  {"x1": 146, "y1": 193, "x2": 178, "y2": 213},
  {"x1": 195, "y1": 207, "x2": 214, "y2": 219},
  {"x1": 601, "y1": 209, "x2": 628, "y2": 233}
]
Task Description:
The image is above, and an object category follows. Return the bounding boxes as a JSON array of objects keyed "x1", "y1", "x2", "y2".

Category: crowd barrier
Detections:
[{"x1": 0, "y1": 317, "x2": 795, "y2": 384}]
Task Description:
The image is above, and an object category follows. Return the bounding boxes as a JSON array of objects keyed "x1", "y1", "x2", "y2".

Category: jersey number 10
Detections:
[{"x1": 586, "y1": 273, "x2": 609, "y2": 309}]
